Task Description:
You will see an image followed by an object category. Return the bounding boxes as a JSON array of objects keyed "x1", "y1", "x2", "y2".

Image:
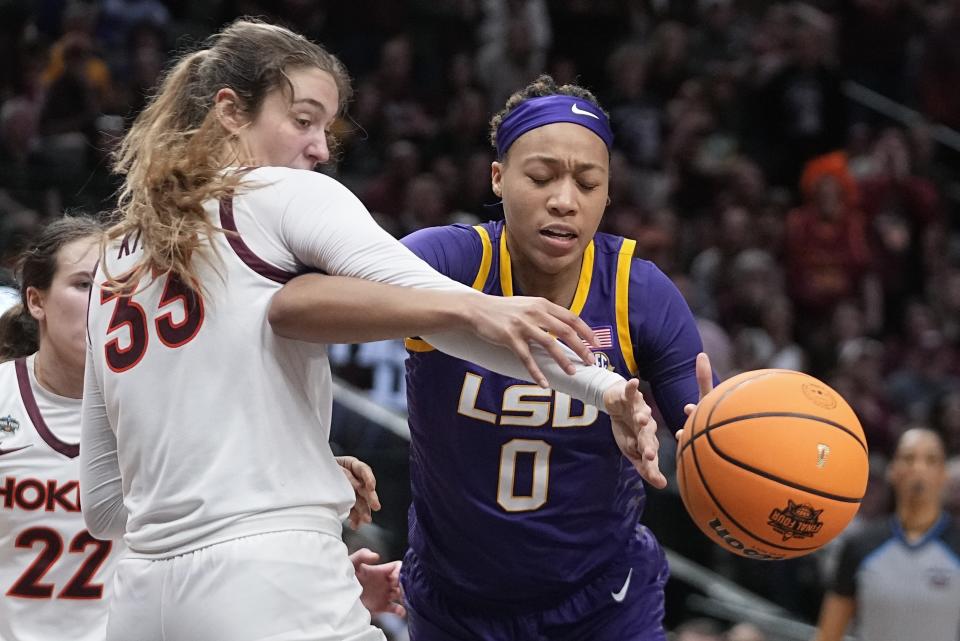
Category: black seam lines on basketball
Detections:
[
  {"x1": 703, "y1": 412, "x2": 866, "y2": 450},
  {"x1": 704, "y1": 424, "x2": 863, "y2": 503},
  {"x1": 681, "y1": 411, "x2": 867, "y2": 455},
  {"x1": 679, "y1": 370, "x2": 782, "y2": 458},
  {"x1": 687, "y1": 371, "x2": 821, "y2": 552},
  {"x1": 680, "y1": 412, "x2": 865, "y2": 502}
]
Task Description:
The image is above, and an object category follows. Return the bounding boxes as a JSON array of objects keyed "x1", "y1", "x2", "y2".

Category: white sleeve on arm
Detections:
[
  {"x1": 275, "y1": 172, "x2": 624, "y2": 411},
  {"x1": 80, "y1": 342, "x2": 128, "y2": 540}
]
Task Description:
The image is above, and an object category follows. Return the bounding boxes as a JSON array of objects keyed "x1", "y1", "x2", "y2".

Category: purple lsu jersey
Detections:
[{"x1": 401, "y1": 221, "x2": 703, "y2": 608}]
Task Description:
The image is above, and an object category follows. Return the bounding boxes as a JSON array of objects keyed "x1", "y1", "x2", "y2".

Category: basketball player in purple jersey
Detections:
[{"x1": 398, "y1": 76, "x2": 715, "y2": 640}]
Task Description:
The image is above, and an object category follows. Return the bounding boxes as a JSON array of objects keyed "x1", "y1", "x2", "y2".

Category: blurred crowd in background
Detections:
[{"x1": 1, "y1": 0, "x2": 959, "y2": 637}]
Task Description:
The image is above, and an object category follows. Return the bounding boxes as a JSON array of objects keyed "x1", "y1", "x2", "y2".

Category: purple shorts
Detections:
[{"x1": 401, "y1": 526, "x2": 669, "y2": 641}]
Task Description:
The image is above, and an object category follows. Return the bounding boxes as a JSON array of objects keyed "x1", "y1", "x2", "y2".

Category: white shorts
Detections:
[{"x1": 106, "y1": 530, "x2": 386, "y2": 641}]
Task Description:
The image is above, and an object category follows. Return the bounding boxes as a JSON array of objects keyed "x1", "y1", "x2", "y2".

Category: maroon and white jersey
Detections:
[
  {"x1": 0, "y1": 355, "x2": 121, "y2": 641},
  {"x1": 81, "y1": 167, "x2": 623, "y2": 557}
]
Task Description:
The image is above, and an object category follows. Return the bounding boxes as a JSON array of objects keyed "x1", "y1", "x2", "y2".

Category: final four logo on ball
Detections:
[{"x1": 768, "y1": 500, "x2": 824, "y2": 541}]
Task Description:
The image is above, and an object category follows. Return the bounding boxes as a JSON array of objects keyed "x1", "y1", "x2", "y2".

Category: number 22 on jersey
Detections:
[
  {"x1": 8, "y1": 528, "x2": 111, "y2": 599},
  {"x1": 99, "y1": 274, "x2": 205, "y2": 372}
]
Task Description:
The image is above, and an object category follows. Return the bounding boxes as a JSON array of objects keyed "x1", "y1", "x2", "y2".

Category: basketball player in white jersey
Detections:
[
  {"x1": 0, "y1": 218, "x2": 401, "y2": 640},
  {"x1": 0, "y1": 217, "x2": 118, "y2": 641},
  {"x1": 81, "y1": 19, "x2": 659, "y2": 641}
]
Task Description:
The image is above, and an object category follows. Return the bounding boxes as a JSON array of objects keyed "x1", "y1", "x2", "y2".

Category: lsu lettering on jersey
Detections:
[
  {"x1": 401, "y1": 220, "x2": 703, "y2": 608},
  {"x1": 0, "y1": 355, "x2": 121, "y2": 641}
]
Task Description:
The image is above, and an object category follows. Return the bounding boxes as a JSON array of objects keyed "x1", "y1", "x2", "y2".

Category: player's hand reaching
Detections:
[
  {"x1": 603, "y1": 379, "x2": 666, "y2": 489},
  {"x1": 674, "y1": 352, "x2": 714, "y2": 443},
  {"x1": 336, "y1": 456, "x2": 380, "y2": 530},
  {"x1": 350, "y1": 549, "x2": 405, "y2": 617},
  {"x1": 464, "y1": 294, "x2": 597, "y2": 388}
]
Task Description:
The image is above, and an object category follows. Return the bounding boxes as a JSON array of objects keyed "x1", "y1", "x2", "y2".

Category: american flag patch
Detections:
[{"x1": 584, "y1": 325, "x2": 614, "y2": 349}]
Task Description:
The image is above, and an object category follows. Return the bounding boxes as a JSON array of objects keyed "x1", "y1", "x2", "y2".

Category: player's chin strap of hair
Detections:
[{"x1": 495, "y1": 95, "x2": 614, "y2": 159}]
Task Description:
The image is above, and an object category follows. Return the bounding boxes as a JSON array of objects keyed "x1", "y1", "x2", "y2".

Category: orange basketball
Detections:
[{"x1": 676, "y1": 369, "x2": 869, "y2": 560}]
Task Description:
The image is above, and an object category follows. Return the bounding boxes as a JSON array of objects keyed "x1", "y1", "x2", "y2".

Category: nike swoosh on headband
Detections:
[
  {"x1": 571, "y1": 103, "x2": 600, "y2": 119},
  {"x1": 611, "y1": 568, "x2": 633, "y2": 603}
]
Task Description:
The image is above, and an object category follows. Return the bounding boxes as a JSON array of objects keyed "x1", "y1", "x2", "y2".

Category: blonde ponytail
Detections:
[
  {"x1": 105, "y1": 19, "x2": 353, "y2": 293},
  {"x1": 105, "y1": 50, "x2": 241, "y2": 293}
]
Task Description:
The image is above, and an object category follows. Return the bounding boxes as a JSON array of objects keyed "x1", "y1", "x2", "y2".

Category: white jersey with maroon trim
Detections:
[
  {"x1": 0, "y1": 355, "x2": 121, "y2": 641},
  {"x1": 81, "y1": 167, "x2": 624, "y2": 557}
]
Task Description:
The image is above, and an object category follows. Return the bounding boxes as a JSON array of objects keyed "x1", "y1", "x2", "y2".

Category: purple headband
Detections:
[{"x1": 495, "y1": 94, "x2": 614, "y2": 159}]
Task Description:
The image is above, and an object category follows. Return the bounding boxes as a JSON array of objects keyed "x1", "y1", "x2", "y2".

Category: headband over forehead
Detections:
[{"x1": 495, "y1": 94, "x2": 614, "y2": 159}]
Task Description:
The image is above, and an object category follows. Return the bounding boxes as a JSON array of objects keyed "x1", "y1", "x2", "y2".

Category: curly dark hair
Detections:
[{"x1": 488, "y1": 74, "x2": 609, "y2": 156}]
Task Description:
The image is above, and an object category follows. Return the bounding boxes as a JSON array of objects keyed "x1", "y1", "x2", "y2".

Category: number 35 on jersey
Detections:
[{"x1": 99, "y1": 274, "x2": 205, "y2": 372}]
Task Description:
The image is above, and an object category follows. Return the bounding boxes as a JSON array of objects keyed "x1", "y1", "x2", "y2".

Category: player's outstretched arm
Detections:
[
  {"x1": 270, "y1": 274, "x2": 600, "y2": 390},
  {"x1": 350, "y1": 548, "x2": 405, "y2": 618},
  {"x1": 257, "y1": 171, "x2": 632, "y2": 409},
  {"x1": 264, "y1": 172, "x2": 639, "y2": 402},
  {"x1": 269, "y1": 274, "x2": 475, "y2": 343}
]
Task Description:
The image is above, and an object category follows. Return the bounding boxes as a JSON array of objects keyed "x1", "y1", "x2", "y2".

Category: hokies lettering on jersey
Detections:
[{"x1": 0, "y1": 477, "x2": 80, "y2": 512}]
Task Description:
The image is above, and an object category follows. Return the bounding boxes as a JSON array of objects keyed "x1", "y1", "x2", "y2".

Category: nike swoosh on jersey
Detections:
[
  {"x1": 571, "y1": 103, "x2": 600, "y2": 119},
  {"x1": 611, "y1": 568, "x2": 633, "y2": 603},
  {"x1": 0, "y1": 444, "x2": 33, "y2": 456}
]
